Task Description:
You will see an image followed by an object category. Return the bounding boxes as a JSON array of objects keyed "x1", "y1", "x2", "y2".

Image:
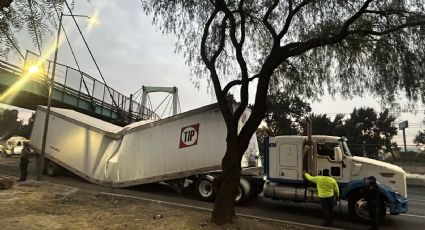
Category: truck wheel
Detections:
[
  {"x1": 251, "y1": 187, "x2": 263, "y2": 197},
  {"x1": 251, "y1": 184, "x2": 264, "y2": 197},
  {"x1": 45, "y1": 161, "x2": 62, "y2": 177},
  {"x1": 195, "y1": 175, "x2": 218, "y2": 202},
  {"x1": 348, "y1": 191, "x2": 386, "y2": 223},
  {"x1": 235, "y1": 178, "x2": 251, "y2": 205}
]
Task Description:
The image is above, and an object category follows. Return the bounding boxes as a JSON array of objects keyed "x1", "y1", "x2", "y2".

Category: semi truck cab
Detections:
[{"x1": 263, "y1": 135, "x2": 408, "y2": 222}]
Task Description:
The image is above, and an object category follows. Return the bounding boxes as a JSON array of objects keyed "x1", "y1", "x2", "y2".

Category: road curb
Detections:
[
  {"x1": 0, "y1": 168, "x2": 343, "y2": 230},
  {"x1": 100, "y1": 192, "x2": 343, "y2": 230}
]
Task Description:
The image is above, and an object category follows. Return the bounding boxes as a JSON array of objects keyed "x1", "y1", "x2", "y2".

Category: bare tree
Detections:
[{"x1": 142, "y1": 0, "x2": 425, "y2": 225}]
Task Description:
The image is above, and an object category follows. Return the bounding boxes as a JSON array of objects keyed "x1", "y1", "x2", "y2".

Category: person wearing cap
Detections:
[
  {"x1": 364, "y1": 176, "x2": 381, "y2": 230},
  {"x1": 17, "y1": 142, "x2": 33, "y2": 182},
  {"x1": 304, "y1": 169, "x2": 339, "y2": 227}
]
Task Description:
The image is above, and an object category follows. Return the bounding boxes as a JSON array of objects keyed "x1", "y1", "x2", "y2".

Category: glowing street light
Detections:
[
  {"x1": 88, "y1": 15, "x2": 99, "y2": 25},
  {"x1": 36, "y1": 12, "x2": 97, "y2": 181},
  {"x1": 28, "y1": 65, "x2": 39, "y2": 74},
  {"x1": 24, "y1": 62, "x2": 48, "y2": 81}
]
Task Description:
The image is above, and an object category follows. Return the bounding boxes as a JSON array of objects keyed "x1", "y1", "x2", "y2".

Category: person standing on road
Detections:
[
  {"x1": 304, "y1": 169, "x2": 339, "y2": 227},
  {"x1": 17, "y1": 142, "x2": 32, "y2": 182},
  {"x1": 365, "y1": 176, "x2": 381, "y2": 230}
]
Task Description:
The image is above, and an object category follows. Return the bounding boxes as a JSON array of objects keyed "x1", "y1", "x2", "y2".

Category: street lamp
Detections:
[
  {"x1": 36, "y1": 12, "x2": 96, "y2": 181},
  {"x1": 28, "y1": 65, "x2": 39, "y2": 74}
]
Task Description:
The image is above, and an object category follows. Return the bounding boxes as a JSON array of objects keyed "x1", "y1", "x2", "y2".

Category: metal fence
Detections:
[
  {"x1": 0, "y1": 60, "x2": 21, "y2": 74},
  {"x1": 23, "y1": 50, "x2": 160, "y2": 122}
]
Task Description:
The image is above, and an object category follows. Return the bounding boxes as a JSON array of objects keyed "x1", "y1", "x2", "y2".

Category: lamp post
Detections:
[{"x1": 36, "y1": 13, "x2": 94, "y2": 181}]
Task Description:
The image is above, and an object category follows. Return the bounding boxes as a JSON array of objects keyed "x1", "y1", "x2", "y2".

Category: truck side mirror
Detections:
[{"x1": 334, "y1": 147, "x2": 343, "y2": 162}]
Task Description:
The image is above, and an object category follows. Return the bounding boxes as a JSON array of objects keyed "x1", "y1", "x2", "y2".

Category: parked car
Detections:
[{"x1": 1, "y1": 136, "x2": 29, "y2": 158}]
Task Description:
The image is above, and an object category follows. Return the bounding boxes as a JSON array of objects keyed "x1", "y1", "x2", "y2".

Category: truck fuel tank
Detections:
[{"x1": 263, "y1": 181, "x2": 320, "y2": 203}]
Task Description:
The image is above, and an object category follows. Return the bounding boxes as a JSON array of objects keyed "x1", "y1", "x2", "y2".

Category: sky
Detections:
[{"x1": 1, "y1": 0, "x2": 424, "y2": 146}]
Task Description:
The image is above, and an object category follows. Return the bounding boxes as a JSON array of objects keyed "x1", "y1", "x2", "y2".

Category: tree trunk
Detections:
[{"x1": 211, "y1": 136, "x2": 242, "y2": 225}]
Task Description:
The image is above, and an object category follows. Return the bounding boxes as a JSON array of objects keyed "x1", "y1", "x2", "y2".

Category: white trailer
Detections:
[{"x1": 30, "y1": 104, "x2": 263, "y2": 203}]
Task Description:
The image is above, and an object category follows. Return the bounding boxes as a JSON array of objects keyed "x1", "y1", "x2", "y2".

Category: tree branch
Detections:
[
  {"x1": 341, "y1": 0, "x2": 373, "y2": 32},
  {"x1": 348, "y1": 20, "x2": 425, "y2": 36},
  {"x1": 277, "y1": 0, "x2": 313, "y2": 40},
  {"x1": 0, "y1": 0, "x2": 12, "y2": 10},
  {"x1": 27, "y1": 0, "x2": 43, "y2": 56},
  {"x1": 262, "y1": 0, "x2": 279, "y2": 40},
  {"x1": 283, "y1": 17, "x2": 425, "y2": 63},
  {"x1": 0, "y1": 26, "x2": 25, "y2": 59},
  {"x1": 200, "y1": 9, "x2": 218, "y2": 67},
  {"x1": 364, "y1": 9, "x2": 424, "y2": 18},
  {"x1": 218, "y1": 0, "x2": 250, "y2": 122},
  {"x1": 280, "y1": 0, "x2": 374, "y2": 58},
  {"x1": 238, "y1": 0, "x2": 246, "y2": 46},
  {"x1": 233, "y1": 0, "x2": 250, "y2": 121},
  {"x1": 222, "y1": 75, "x2": 259, "y2": 95},
  {"x1": 211, "y1": 16, "x2": 228, "y2": 63},
  {"x1": 200, "y1": 7, "x2": 231, "y2": 120}
]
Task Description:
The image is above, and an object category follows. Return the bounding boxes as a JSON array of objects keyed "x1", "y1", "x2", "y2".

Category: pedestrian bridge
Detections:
[{"x1": 0, "y1": 51, "x2": 159, "y2": 125}]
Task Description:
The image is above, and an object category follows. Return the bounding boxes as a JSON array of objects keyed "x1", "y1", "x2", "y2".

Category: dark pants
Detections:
[
  {"x1": 368, "y1": 201, "x2": 379, "y2": 230},
  {"x1": 19, "y1": 159, "x2": 29, "y2": 181},
  {"x1": 320, "y1": 196, "x2": 334, "y2": 226}
]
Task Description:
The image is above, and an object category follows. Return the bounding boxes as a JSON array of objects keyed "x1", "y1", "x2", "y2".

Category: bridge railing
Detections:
[
  {"x1": 22, "y1": 50, "x2": 160, "y2": 122},
  {"x1": 0, "y1": 60, "x2": 21, "y2": 75}
]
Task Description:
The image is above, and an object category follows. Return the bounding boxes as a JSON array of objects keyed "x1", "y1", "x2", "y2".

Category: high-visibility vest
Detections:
[{"x1": 305, "y1": 173, "x2": 339, "y2": 198}]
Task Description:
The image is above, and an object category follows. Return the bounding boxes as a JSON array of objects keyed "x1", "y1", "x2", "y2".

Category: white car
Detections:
[{"x1": 1, "y1": 136, "x2": 29, "y2": 158}]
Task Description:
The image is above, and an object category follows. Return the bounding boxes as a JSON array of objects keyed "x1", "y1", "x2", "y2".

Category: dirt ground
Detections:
[{"x1": 0, "y1": 175, "x2": 315, "y2": 230}]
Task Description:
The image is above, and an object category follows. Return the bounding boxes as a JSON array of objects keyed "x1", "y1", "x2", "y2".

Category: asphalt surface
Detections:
[{"x1": 1, "y1": 157, "x2": 424, "y2": 230}]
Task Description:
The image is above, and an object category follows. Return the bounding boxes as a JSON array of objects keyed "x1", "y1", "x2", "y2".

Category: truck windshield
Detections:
[{"x1": 341, "y1": 140, "x2": 352, "y2": 157}]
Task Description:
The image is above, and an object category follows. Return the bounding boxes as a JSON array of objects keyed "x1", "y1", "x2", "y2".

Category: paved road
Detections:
[{"x1": 1, "y1": 157, "x2": 424, "y2": 230}]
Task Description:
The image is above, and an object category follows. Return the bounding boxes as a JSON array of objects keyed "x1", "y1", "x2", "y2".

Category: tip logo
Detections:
[{"x1": 179, "y1": 124, "x2": 200, "y2": 148}]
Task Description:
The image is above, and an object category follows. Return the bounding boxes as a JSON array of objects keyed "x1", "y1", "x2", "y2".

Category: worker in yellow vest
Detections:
[{"x1": 304, "y1": 169, "x2": 339, "y2": 227}]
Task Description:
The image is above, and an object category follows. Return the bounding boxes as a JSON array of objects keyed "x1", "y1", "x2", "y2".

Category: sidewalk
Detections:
[{"x1": 0, "y1": 175, "x2": 318, "y2": 230}]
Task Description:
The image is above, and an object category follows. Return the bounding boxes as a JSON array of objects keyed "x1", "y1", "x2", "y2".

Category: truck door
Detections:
[
  {"x1": 315, "y1": 142, "x2": 343, "y2": 180},
  {"x1": 278, "y1": 143, "x2": 300, "y2": 180}
]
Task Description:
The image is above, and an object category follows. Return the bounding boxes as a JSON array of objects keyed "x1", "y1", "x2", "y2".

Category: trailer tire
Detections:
[
  {"x1": 45, "y1": 160, "x2": 62, "y2": 177},
  {"x1": 348, "y1": 191, "x2": 386, "y2": 223},
  {"x1": 195, "y1": 175, "x2": 218, "y2": 202},
  {"x1": 235, "y1": 178, "x2": 251, "y2": 205}
]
